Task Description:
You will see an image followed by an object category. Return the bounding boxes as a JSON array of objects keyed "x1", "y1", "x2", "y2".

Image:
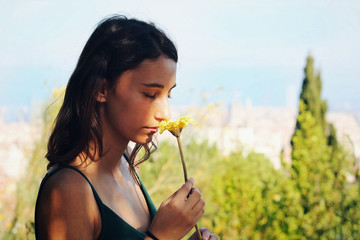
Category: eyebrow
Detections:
[{"x1": 142, "y1": 83, "x2": 177, "y2": 89}]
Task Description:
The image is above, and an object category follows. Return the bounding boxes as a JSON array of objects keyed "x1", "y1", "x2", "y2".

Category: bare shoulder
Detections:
[
  {"x1": 36, "y1": 168, "x2": 100, "y2": 239},
  {"x1": 38, "y1": 168, "x2": 94, "y2": 205}
]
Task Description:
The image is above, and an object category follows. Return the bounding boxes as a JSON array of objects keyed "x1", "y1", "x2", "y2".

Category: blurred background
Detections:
[{"x1": 0, "y1": 0, "x2": 359, "y2": 239}]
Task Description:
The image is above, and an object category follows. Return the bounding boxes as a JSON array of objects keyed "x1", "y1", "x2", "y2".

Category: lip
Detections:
[{"x1": 145, "y1": 127, "x2": 158, "y2": 133}]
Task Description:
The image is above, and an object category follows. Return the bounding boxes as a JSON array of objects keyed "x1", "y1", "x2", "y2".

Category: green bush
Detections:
[
  {"x1": 1, "y1": 89, "x2": 64, "y2": 240},
  {"x1": 142, "y1": 140, "x2": 304, "y2": 239},
  {"x1": 2, "y1": 90, "x2": 359, "y2": 239}
]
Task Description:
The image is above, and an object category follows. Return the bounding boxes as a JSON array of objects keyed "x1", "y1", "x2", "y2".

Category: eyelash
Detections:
[
  {"x1": 144, "y1": 93, "x2": 172, "y2": 99},
  {"x1": 144, "y1": 93, "x2": 157, "y2": 99}
]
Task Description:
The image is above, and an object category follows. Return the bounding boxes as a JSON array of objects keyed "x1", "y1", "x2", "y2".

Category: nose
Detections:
[{"x1": 155, "y1": 97, "x2": 171, "y2": 122}]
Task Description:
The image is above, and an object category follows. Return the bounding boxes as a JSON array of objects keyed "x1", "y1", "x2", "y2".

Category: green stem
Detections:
[
  {"x1": 176, "y1": 136, "x2": 202, "y2": 240},
  {"x1": 194, "y1": 225, "x2": 202, "y2": 240},
  {"x1": 176, "y1": 136, "x2": 188, "y2": 181}
]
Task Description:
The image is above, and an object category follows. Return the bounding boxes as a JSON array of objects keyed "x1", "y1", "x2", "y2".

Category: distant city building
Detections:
[
  {"x1": 170, "y1": 103, "x2": 360, "y2": 169},
  {"x1": 0, "y1": 104, "x2": 359, "y2": 182}
]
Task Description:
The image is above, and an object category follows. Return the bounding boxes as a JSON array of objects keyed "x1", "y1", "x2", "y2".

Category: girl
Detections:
[{"x1": 35, "y1": 15, "x2": 218, "y2": 240}]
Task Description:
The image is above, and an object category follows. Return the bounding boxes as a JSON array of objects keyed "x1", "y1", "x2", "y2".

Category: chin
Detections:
[{"x1": 132, "y1": 135, "x2": 154, "y2": 145}]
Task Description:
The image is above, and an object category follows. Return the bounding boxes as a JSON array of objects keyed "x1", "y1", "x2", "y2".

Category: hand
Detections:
[
  {"x1": 188, "y1": 228, "x2": 218, "y2": 240},
  {"x1": 148, "y1": 178, "x2": 205, "y2": 240}
]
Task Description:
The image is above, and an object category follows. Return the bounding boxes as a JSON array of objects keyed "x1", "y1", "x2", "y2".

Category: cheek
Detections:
[
  {"x1": 109, "y1": 97, "x2": 150, "y2": 129},
  {"x1": 125, "y1": 99, "x2": 153, "y2": 124},
  {"x1": 104, "y1": 95, "x2": 131, "y2": 127}
]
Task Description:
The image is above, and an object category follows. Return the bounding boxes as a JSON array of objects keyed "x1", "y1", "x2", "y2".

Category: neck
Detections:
[
  {"x1": 83, "y1": 106, "x2": 131, "y2": 175},
  {"x1": 72, "y1": 137, "x2": 129, "y2": 177},
  {"x1": 96, "y1": 138, "x2": 129, "y2": 174}
]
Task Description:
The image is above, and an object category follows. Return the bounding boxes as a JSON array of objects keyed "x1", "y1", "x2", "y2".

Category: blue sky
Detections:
[{"x1": 1, "y1": 0, "x2": 359, "y2": 112}]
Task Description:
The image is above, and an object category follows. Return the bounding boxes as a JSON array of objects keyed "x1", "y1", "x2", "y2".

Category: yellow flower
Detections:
[
  {"x1": 159, "y1": 114, "x2": 201, "y2": 238},
  {"x1": 159, "y1": 115, "x2": 195, "y2": 136}
]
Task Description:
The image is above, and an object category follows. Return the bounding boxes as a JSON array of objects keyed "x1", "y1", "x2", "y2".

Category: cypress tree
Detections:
[
  {"x1": 294, "y1": 54, "x2": 327, "y2": 134},
  {"x1": 292, "y1": 54, "x2": 336, "y2": 147},
  {"x1": 290, "y1": 55, "x2": 360, "y2": 239}
]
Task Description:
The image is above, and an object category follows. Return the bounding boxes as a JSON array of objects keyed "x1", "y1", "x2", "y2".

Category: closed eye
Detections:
[
  {"x1": 142, "y1": 83, "x2": 176, "y2": 100},
  {"x1": 144, "y1": 93, "x2": 157, "y2": 99}
]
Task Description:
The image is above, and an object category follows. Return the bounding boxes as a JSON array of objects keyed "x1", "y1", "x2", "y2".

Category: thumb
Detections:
[
  {"x1": 161, "y1": 185, "x2": 181, "y2": 206},
  {"x1": 162, "y1": 178, "x2": 194, "y2": 206}
]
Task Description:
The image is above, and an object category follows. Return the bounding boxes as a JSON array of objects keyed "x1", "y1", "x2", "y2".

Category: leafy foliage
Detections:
[
  {"x1": 290, "y1": 55, "x2": 360, "y2": 239},
  {"x1": 298, "y1": 54, "x2": 327, "y2": 132},
  {"x1": 142, "y1": 137, "x2": 304, "y2": 239},
  {"x1": 1, "y1": 54, "x2": 360, "y2": 239},
  {"x1": 1, "y1": 89, "x2": 64, "y2": 239}
]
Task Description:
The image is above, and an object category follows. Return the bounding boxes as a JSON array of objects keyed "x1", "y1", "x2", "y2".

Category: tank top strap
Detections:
[
  {"x1": 42, "y1": 165, "x2": 104, "y2": 206},
  {"x1": 35, "y1": 155, "x2": 157, "y2": 239},
  {"x1": 122, "y1": 151, "x2": 157, "y2": 219},
  {"x1": 35, "y1": 164, "x2": 105, "y2": 238}
]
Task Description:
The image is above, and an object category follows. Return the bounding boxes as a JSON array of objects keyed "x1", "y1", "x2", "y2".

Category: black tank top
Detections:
[{"x1": 35, "y1": 163, "x2": 157, "y2": 239}]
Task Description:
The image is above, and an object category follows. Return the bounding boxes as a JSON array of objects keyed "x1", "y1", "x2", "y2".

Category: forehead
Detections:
[
  {"x1": 117, "y1": 56, "x2": 177, "y2": 88},
  {"x1": 135, "y1": 56, "x2": 177, "y2": 80}
]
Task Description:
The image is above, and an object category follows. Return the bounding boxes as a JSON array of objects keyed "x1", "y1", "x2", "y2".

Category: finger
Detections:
[
  {"x1": 209, "y1": 234, "x2": 218, "y2": 240},
  {"x1": 192, "y1": 197, "x2": 205, "y2": 213},
  {"x1": 199, "y1": 228, "x2": 211, "y2": 240},
  {"x1": 186, "y1": 188, "x2": 202, "y2": 207},
  {"x1": 174, "y1": 178, "x2": 194, "y2": 200},
  {"x1": 193, "y1": 206, "x2": 205, "y2": 223},
  {"x1": 161, "y1": 188, "x2": 179, "y2": 206}
]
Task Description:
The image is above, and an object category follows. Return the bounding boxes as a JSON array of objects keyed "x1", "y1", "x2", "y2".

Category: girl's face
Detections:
[{"x1": 101, "y1": 56, "x2": 177, "y2": 146}]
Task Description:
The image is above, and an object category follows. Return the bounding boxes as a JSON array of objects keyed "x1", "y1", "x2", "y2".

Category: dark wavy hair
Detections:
[{"x1": 46, "y1": 15, "x2": 178, "y2": 178}]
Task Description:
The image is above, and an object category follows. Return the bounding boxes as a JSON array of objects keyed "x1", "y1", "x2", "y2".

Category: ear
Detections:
[{"x1": 96, "y1": 79, "x2": 109, "y2": 103}]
